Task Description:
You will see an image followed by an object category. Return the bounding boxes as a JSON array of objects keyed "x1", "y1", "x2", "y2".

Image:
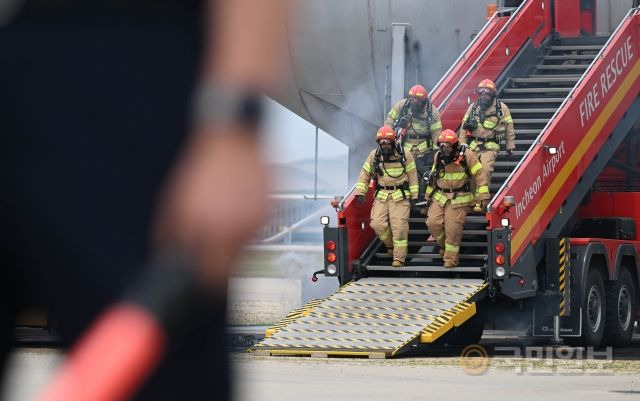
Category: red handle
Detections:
[{"x1": 37, "y1": 304, "x2": 166, "y2": 401}]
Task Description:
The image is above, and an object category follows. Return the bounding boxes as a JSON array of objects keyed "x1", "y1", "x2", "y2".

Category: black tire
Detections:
[
  {"x1": 604, "y1": 268, "x2": 636, "y2": 347},
  {"x1": 443, "y1": 312, "x2": 485, "y2": 347},
  {"x1": 575, "y1": 268, "x2": 606, "y2": 347}
]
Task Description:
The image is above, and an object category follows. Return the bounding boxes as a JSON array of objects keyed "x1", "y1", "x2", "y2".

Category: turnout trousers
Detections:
[
  {"x1": 426, "y1": 201, "x2": 470, "y2": 267},
  {"x1": 370, "y1": 199, "x2": 411, "y2": 263}
]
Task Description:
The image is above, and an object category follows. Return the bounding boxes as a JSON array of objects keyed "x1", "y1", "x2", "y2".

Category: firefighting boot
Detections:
[
  {"x1": 473, "y1": 203, "x2": 483, "y2": 213},
  {"x1": 444, "y1": 253, "x2": 459, "y2": 268},
  {"x1": 392, "y1": 260, "x2": 404, "y2": 268},
  {"x1": 439, "y1": 249, "x2": 445, "y2": 257},
  {"x1": 387, "y1": 247, "x2": 394, "y2": 256}
]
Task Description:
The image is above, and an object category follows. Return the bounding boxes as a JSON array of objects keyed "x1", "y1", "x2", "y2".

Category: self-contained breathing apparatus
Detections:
[
  {"x1": 371, "y1": 144, "x2": 410, "y2": 200},
  {"x1": 462, "y1": 96, "x2": 506, "y2": 150},
  {"x1": 417, "y1": 143, "x2": 471, "y2": 208},
  {"x1": 393, "y1": 98, "x2": 434, "y2": 150}
]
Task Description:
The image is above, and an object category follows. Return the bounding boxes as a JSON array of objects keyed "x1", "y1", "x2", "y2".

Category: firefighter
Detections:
[
  {"x1": 385, "y1": 84, "x2": 442, "y2": 210},
  {"x1": 355, "y1": 125, "x2": 419, "y2": 267},
  {"x1": 425, "y1": 129, "x2": 489, "y2": 268},
  {"x1": 459, "y1": 79, "x2": 515, "y2": 212}
]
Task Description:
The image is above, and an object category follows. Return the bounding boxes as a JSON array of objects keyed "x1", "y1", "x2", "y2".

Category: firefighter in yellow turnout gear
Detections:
[
  {"x1": 425, "y1": 130, "x2": 489, "y2": 268},
  {"x1": 385, "y1": 84, "x2": 442, "y2": 206},
  {"x1": 459, "y1": 79, "x2": 515, "y2": 212},
  {"x1": 355, "y1": 126, "x2": 419, "y2": 267}
]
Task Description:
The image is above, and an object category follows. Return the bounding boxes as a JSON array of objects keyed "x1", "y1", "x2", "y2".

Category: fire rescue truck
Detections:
[{"x1": 252, "y1": 0, "x2": 640, "y2": 357}]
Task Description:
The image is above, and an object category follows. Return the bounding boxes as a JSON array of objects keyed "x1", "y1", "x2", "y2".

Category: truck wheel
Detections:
[
  {"x1": 604, "y1": 268, "x2": 636, "y2": 347},
  {"x1": 578, "y1": 268, "x2": 606, "y2": 347}
]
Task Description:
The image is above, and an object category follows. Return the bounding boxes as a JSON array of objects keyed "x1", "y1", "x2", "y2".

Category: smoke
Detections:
[
  {"x1": 479, "y1": 300, "x2": 542, "y2": 347},
  {"x1": 274, "y1": 0, "x2": 493, "y2": 181},
  {"x1": 270, "y1": 250, "x2": 339, "y2": 305},
  {"x1": 228, "y1": 247, "x2": 338, "y2": 326}
]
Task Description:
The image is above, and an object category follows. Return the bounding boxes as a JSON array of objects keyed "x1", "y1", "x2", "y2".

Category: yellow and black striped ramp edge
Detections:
[
  {"x1": 250, "y1": 277, "x2": 486, "y2": 357},
  {"x1": 264, "y1": 299, "x2": 324, "y2": 338}
]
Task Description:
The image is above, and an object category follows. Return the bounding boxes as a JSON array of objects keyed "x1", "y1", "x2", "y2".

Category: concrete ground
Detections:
[
  {"x1": 1, "y1": 348, "x2": 63, "y2": 401},
  {"x1": 5, "y1": 248, "x2": 640, "y2": 400},
  {"x1": 233, "y1": 352, "x2": 640, "y2": 401},
  {"x1": 4, "y1": 339, "x2": 640, "y2": 401}
]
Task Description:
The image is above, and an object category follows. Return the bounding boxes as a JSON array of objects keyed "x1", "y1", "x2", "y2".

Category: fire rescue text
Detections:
[{"x1": 579, "y1": 36, "x2": 634, "y2": 127}]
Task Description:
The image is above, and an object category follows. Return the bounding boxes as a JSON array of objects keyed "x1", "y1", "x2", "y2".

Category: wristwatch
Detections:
[{"x1": 192, "y1": 83, "x2": 263, "y2": 127}]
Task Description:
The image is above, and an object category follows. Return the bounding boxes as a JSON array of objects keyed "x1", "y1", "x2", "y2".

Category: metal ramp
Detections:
[{"x1": 250, "y1": 277, "x2": 486, "y2": 357}]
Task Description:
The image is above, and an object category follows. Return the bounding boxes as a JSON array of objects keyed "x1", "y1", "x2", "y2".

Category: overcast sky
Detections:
[{"x1": 262, "y1": 98, "x2": 348, "y2": 165}]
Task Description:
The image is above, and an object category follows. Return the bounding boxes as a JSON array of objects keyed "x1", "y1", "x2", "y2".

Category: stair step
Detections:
[
  {"x1": 549, "y1": 45, "x2": 603, "y2": 51},
  {"x1": 503, "y1": 87, "x2": 571, "y2": 94},
  {"x1": 543, "y1": 54, "x2": 596, "y2": 60},
  {"x1": 535, "y1": 64, "x2": 589, "y2": 70},
  {"x1": 496, "y1": 155, "x2": 524, "y2": 162},
  {"x1": 494, "y1": 160, "x2": 519, "y2": 167},
  {"x1": 509, "y1": 108, "x2": 558, "y2": 114},
  {"x1": 527, "y1": 74, "x2": 583, "y2": 79},
  {"x1": 515, "y1": 128, "x2": 542, "y2": 135},
  {"x1": 503, "y1": 97, "x2": 565, "y2": 103},
  {"x1": 555, "y1": 36, "x2": 608, "y2": 46},
  {"x1": 511, "y1": 77, "x2": 579, "y2": 84},
  {"x1": 514, "y1": 139, "x2": 535, "y2": 145},
  {"x1": 492, "y1": 172, "x2": 511, "y2": 179},
  {"x1": 375, "y1": 253, "x2": 487, "y2": 260},
  {"x1": 407, "y1": 241, "x2": 488, "y2": 247},
  {"x1": 497, "y1": 150, "x2": 526, "y2": 156},
  {"x1": 514, "y1": 118, "x2": 549, "y2": 124},
  {"x1": 409, "y1": 229, "x2": 487, "y2": 235},
  {"x1": 365, "y1": 265, "x2": 483, "y2": 273},
  {"x1": 409, "y1": 216, "x2": 487, "y2": 224}
]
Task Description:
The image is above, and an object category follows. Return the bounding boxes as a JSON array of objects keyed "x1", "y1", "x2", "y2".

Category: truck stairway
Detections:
[{"x1": 362, "y1": 37, "x2": 607, "y2": 276}]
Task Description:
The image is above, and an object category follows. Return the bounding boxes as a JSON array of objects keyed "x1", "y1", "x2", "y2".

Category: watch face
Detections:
[
  {"x1": 194, "y1": 84, "x2": 263, "y2": 126},
  {"x1": 239, "y1": 96, "x2": 263, "y2": 124}
]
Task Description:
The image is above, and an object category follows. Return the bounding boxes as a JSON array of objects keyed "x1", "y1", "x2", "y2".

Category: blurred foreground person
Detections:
[{"x1": 0, "y1": 1, "x2": 286, "y2": 400}]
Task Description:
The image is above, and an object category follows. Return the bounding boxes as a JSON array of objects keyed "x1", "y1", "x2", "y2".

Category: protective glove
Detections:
[
  {"x1": 355, "y1": 194, "x2": 366, "y2": 205},
  {"x1": 473, "y1": 199, "x2": 490, "y2": 213}
]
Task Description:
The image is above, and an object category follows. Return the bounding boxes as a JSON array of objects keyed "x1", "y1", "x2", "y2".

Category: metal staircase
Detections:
[{"x1": 362, "y1": 36, "x2": 607, "y2": 274}]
